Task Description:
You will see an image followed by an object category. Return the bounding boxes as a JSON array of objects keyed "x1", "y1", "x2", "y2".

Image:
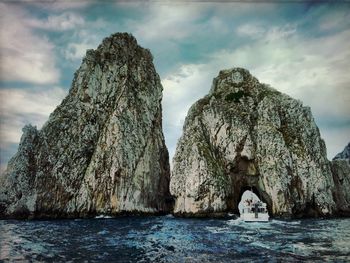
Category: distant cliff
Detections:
[
  {"x1": 170, "y1": 68, "x2": 341, "y2": 218},
  {"x1": 0, "y1": 33, "x2": 172, "y2": 219},
  {"x1": 333, "y1": 143, "x2": 350, "y2": 160},
  {"x1": 331, "y1": 143, "x2": 350, "y2": 216}
]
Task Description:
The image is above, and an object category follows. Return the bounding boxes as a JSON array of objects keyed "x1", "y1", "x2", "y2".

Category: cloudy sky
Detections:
[{"x1": 0, "y1": 1, "x2": 349, "y2": 172}]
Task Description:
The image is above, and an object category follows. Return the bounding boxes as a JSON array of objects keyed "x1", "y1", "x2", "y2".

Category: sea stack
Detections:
[
  {"x1": 0, "y1": 33, "x2": 172, "y2": 219},
  {"x1": 170, "y1": 67, "x2": 339, "y2": 218}
]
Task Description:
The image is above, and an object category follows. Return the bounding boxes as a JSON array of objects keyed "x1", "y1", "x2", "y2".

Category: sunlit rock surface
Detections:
[
  {"x1": 170, "y1": 67, "x2": 338, "y2": 218},
  {"x1": 0, "y1": 33, "x2": 172, "y2": 219}
]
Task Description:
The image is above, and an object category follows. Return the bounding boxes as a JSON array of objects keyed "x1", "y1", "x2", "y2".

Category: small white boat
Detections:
[{"x1": 240, "y1": 199, "x2": 269, "y2": 222}]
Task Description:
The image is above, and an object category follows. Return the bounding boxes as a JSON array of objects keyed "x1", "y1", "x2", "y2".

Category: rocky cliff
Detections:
[
  {"x1": 0, "y1": 33, "x2": 172, "y2": 219},
  {"x1": 331, "y1": 143, "x2": 350, "y2": 216},
  {"x1": 170, "y1": 68, "x2": 337, "y2": 218}
]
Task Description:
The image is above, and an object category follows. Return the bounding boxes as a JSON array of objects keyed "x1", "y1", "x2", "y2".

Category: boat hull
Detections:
[{"x1": 240, "y1": 213, "x2": 269, "y2": 222}]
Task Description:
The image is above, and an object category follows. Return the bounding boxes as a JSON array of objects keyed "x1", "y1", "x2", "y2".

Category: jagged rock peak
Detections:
[
  {"x1": 171, "y1": 67, "x2": 338, "y2": 218},
  {"x1": 0, "y1": 32, "x2": 171, "y2": 219},
  {"x1": 84, "y1": 33, "x2": 153, "y2": 65},
  {"x1": 209, "y1": 67, "x2": 260, "y2": 95},
  {"x1": 333, "y1": 143, "x2": 350, "y2": 160}
]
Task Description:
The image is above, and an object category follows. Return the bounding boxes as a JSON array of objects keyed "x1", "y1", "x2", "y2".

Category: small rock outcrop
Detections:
[
  {"x1": 0, "y1": 33, "x2": 172, "y2": 219},
  {"x1": 331, "y1": 143, "x2": 350, "y2": 216},
  {"x1": 170, "y1": 68, "x2": 337, "y2": 218},
  {"x1": 333, "y1": 143, "x2": 350, "y2": 160}
]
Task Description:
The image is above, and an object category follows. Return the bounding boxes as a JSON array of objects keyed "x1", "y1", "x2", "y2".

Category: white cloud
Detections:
[
  {"x1": 0, "y1": 86, "x2": 67, "y2": 173},
  {"x1": 162, "y1": 24, "x2": 350, "y2": 161},
  {"x1": 127, "y1": 2, "x2": 276, "y2": 44},
  {"x1": 237, "y1": 23, "x2": 296, "y2": 41},
  {"x1": 60, "y1": 19, "x2": 110, "y2": 61},
  {"x1": 0, "y1": 3, "x2": 60, "y2": 84},
  {"x1": 319, "y1": 126, "x2": 350, "y2": 160},
  {"x1": 129, "y1": 4, "x2": 205, "y2": 42},
  {"x1": 251, "y1": 30, "x2": 350, "y2": 123},
  {"x1": 210, "y1": 27, "x2": 350, "y2": 122},
  {"x1": 26, "y1": 0, "x2": 92, "y2": 11},
  {"x1": 318, "y1": 8, "x2": 350, "y2": 31},
  {"x1": 162, "y1": 63, "x2": 218, "y2": 164},
  {"x1": 0, "y1": 2, "x2": 348, "y2": 169},
  {"x1": 62, "y1": 30, "x2": 102, "y2": 61},
  {"x1": 64, "y1": 42, "x2": 95, "y2": 60},
  {"x1": 163, "y1": 64, "x2": 210, "y2": 124},
  {"x1": 0, "y1": 86, "x2": 67, "y2": 145},
  {"x1": 0, "y1": 87, "x2": 67, "y2": 173},
  {"x1": 237, "y1": 24, "x2": 265, "y2": 38},
  {"x1": 26, "y1": 12, "x2": 85, "y2": 31},
  {"x1": 265, "y1": 24, "x2": 297, "y2": 41},
  {"x1": 0, "y1": 87, "x2": 67, "y2": 120}
]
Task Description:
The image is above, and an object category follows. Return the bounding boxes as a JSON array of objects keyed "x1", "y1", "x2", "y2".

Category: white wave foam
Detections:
[
  {"x1": 94, "y1": 215, "x2": 113, "y2": 219},
  {"x1": 250, "y1": 241, "x2": 271, "y2": 249},
  {"x1": 226, "y1": 218, "x2": 244, "y2": 225},
  {"x1": 205, "y1": 226, "x2": 231, "y2": 234},
  {"x1": 271, "y1": 219, "x2": 301, "y2": 225}
]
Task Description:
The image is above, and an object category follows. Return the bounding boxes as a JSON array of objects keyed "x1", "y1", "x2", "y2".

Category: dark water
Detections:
[{"x1": 0, "y1": 216, "x2": 349, "y2": 262}]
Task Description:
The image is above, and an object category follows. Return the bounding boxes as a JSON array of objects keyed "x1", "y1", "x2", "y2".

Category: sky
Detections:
[{"x1": 0, "y1": 1, "x2": 349, "y2": 173}]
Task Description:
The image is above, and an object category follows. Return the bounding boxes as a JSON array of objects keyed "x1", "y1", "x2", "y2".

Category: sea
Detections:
[{"x1": 0, "y1": 216, "x2": 349, "y2": 262}]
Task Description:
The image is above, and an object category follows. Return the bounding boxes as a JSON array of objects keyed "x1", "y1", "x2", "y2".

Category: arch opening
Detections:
[{"x1": 225, "y1": 157, "x2": 273, "y2": 216}]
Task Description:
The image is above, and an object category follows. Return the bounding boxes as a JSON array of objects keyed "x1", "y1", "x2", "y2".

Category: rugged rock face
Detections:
[
  {"x1": 0, "y1": 33, "x2": 172, "y2": 219},
  {"x1": 331, "y1": 143, "x2": 350, "y2": 216},
  {"x1": 170, "y1": 67, "x2": 336, "y2": 218}
]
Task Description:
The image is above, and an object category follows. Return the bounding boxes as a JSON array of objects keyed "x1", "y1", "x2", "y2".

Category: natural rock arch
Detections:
[{"x1": 170, "y1": 67, "x2": 336, "y2": 218}]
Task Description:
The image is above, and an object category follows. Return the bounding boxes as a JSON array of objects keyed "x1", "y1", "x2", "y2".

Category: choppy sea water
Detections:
[{"x1": 0, "y1": 216, "x2": 349, "y2": 262}]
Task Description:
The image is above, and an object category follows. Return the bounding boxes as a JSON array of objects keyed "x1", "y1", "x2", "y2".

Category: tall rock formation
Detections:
[
  {"x1": 331, "y1": 143, "x2": 350, "y2": 216},
  {"x1": 170, "y1": 67, "x2": 337, "y2": 218},
  {"x1": 0, "y1": 33, "x2": 172, "y2": 219}
]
